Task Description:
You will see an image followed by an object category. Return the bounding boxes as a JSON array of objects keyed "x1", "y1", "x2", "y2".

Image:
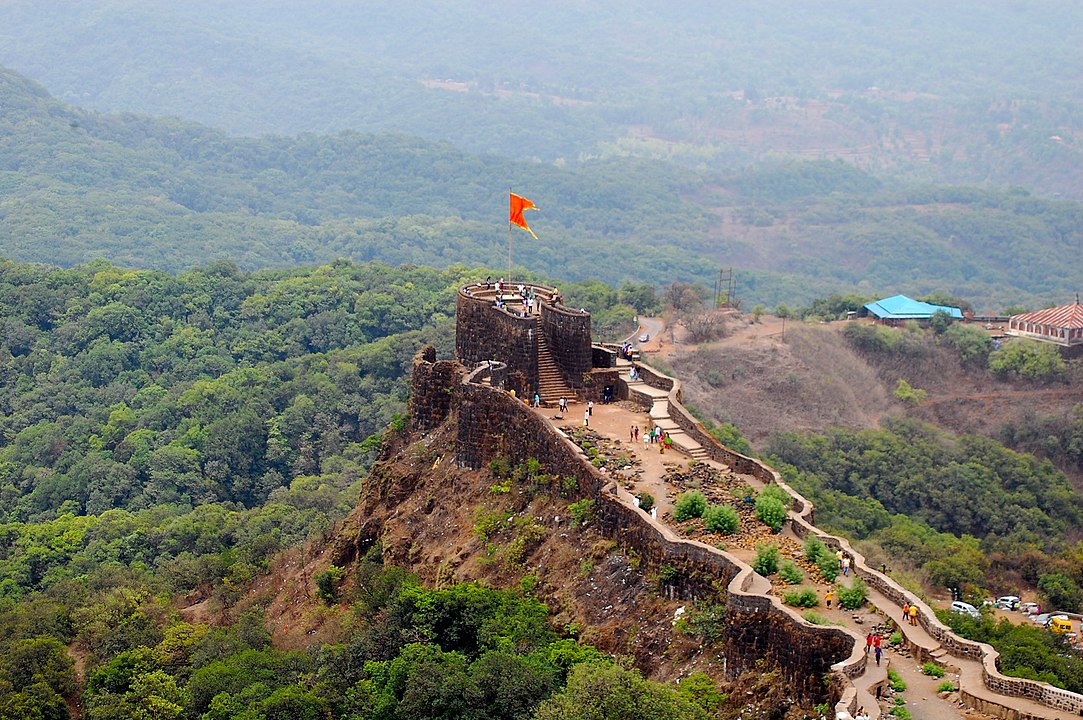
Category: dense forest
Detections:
[
  {"x1": 0, "y1": 258, "x2": 713, "y2": 718},
  {"x1": 5, "y1": 67, "x2": 1083, "y2": 311},
  {"x1": 2, "y1": 2, "x2": 1082, "y2": 197}
]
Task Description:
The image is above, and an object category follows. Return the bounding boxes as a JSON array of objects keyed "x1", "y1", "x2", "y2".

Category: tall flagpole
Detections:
[{"x1": 507, "y1": 188, "x2": 513, "y2": 285}]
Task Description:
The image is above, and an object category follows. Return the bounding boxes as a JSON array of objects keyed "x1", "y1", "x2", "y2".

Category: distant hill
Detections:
[
  {"x1": 2, "y1": 1, "x2": 1083, "y2": 197},
  {"x1": 4, "y1": 66, "x2": 1083, "y2": 310}
]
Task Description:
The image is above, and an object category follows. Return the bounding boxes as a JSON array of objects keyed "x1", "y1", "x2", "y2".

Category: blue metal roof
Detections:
[{"x1": 864, "y1": 294, "x2": 964, "y2": 320}]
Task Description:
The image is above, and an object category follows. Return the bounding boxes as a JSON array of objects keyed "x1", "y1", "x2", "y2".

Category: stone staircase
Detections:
[{"x1": 536, "y1": 318, "x2": 575, "y2": 405}]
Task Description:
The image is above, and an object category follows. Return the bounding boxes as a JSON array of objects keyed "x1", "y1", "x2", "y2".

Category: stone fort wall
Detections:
[
  {"x1": 455, "y1": 285, "x2": 592, "y2": 398},
  {"x1": 412, "y1": 346, "x2": 857, "y2": 708}
]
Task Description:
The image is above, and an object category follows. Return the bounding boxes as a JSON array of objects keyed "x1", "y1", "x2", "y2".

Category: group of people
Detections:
[
  {"x1": 901, "y1": 600, "x2": 919, "y2": 625},
  {"x1": 853, "y1": 707, "x2": 871, "y2": 720},
  {"x1": 620, "y1": 342, "x2": 634, "y2": 361},
  {"x1": 863, "y1": 632, "x2": 884, "y2": 666}
]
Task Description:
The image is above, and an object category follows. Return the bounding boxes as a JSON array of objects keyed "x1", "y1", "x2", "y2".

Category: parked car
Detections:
[
  {"x1": 997, "y1": 595, "x2": 1021, "y2": 611},
  {"x1": 1032, "y1": 612, "x2": 1053, "y2": 626},
  {"x1": 1049, "y1": 616, "x2": 1073, "y2": 635},
  {"x1": 950, "y1": 600, "x2": 980, "y2": 618},
  {"x1": 1020, "y1": 602, "x2": 1040, "y2": 615},
  {"x1": 638, "y1": 333, "x2": 650, "y2": 343}
]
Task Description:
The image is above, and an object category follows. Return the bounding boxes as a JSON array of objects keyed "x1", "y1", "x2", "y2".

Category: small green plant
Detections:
[
  {"x1": 802, "y1": 611, "x2": 830, "y2": 625},
  {"x1": 489, "y1": 478, "x2": 512, "y2": 494},
  {"x1": 783, "y1": 587, "x2": 819, "y2": 608},
  {"x1": 474, "y1": 509, "x2": 511, "y2": 542},
  {"x1": 636, "y1": 492, "x2": 654, "y2": 513},
  {"x1": 837, "y1": 577, "x2": 868, "y2": 610},
  {"x1": 703, "y1": 504, "x2": 740, "y2": 534},
  {"x1": 314, "y1": 565, "x2": 346, "y2": 604},
  {"x1": 674, "y1": 490, "x2": 708, "y2": 521},
  {"x1": 778, "y1": 560, "x2": 804, "y2": 584},
  {"x1": 888, "y1": 668, "x2": 906, "y2": 692},
  {"x1": 682, "y1": 602, "x2": 727, "y2": 642},
  {"x1": 731, "y1": 483, "x2": 756, "y2": 503},
  {"x1": 922, "y1": 662, "x2": 946, "y2": 678},
  {"x1": 890, "y1": 631, "x2": 903, "y2": 645},
  {"x1": 894, "y1": 378, "x2": 927, "y2": 405},
  {"x1": 568, "y1": 498, "x2": 596, "y2": 525},
  {"x1": 752, "y1": 543, "x2": 780, "y2": 576},
  {"x1": 937, "y1": 681, "x2": 954, "y2": 693},
  {"x1": 677, "y1": 672, "x2": 726, "y2": 712},
  {"x1": 659, "y1": 563, "x2": 679, "y2": 582},
  {"x1": 889, "y1": 706, "x2": 912, "y2": 720},
  {"x1": 489, "y1": 455, "x2": 511, "y2": 478}
]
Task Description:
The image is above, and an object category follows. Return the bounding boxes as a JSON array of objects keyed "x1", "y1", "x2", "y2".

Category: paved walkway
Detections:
[{"x1": 532, "y1": 360, "x2": 1075, "y2": 720}]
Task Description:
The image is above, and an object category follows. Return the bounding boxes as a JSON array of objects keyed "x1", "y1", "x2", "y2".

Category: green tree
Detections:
[{"x1": 533, "y1": 662, "x2": 705, "y2": 720}]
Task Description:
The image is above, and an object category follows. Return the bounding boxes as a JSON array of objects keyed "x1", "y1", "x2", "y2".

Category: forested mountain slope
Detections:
[{"x1": 5, "y1": 67, "x2": 1083, "y2": 311}]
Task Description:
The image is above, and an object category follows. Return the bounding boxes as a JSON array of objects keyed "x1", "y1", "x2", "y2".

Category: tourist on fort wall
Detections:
[
  {"x1": 587, "y1": 400, "x2": 594, "y2": 416},
  {"x1": 865, "y1": 633, "x2": 873, "y2": 654},
  {"x1": 559, "y1": 396, "x2": 568, "y2": 414},
  {"x1": 908, "y1": 603, "x2": 918, "y2": 625},
  {"x1": 874, "y1": 644, "x2": 882, "y2": 666},
  {"x1": 842, "y1": 556, "x2": 851, "y2": 577},
  {"x1": 533, "y1": 392, "x2": 541, "y2": 408},
  {"x1": 902, "y1": 601, "x2": 910, "y2": 621},
  {"x1": 584, "y1": 408, "x2": 590, "y2": 427}
]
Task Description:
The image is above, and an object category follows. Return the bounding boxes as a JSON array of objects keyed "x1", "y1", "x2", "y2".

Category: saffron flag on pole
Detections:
[{"x1": 509, "y1": 192, "x2": 539, "y2": 239}]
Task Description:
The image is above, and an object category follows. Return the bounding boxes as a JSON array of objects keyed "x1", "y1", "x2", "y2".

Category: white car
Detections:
[
  {"x1": 638, "y1": 333, "x2": 650, "y2": 343},
  {"x1": 997, "y1": 595, "x2": 1020, "y2": 611},
  {"x1": 950, "y1": 601, "x2": 980, "y2": 618},
  {"x1": 1020, "y1": 602, "x2": 1040, "y2": 615}
]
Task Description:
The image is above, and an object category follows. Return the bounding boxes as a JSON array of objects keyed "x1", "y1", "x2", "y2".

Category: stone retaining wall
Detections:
[{"x1": 413, "y1": 347, "x2": 855, "y2": 707}]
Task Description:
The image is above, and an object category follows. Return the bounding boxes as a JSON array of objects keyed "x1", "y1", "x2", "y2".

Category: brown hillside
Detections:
[
  {"x1": 669, "y1": 317, "x2": 1083, "y2": 483},
  {"x1": 256, "y1": 420, "x2": 721, "y2": 681}
]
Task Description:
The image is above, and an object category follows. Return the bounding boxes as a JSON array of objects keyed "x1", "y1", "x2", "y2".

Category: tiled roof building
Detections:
[{"x1": 1007, "y1": 300, "x2": 1083, "y2": 347}]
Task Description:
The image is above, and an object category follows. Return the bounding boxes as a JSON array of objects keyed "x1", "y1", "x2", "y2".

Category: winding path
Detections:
[{"x1": 533, "y1": 347, "x2": 1076, "y2": 720}]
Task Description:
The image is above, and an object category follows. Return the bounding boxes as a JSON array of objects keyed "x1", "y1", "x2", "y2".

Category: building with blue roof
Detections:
[{"x1": 863, "y1": 295, "x2": 964, "y2": 326}]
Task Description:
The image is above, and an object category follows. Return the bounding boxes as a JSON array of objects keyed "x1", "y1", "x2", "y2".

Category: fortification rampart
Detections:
[
  {"x1": 412, "y1": 347, "x2": 857, "y2": 708},
  {"x1": 432, "y1": 285, "x2": 1083, "y2": 718},
  {"x1": 455, "y1": 284, "x2": 590, "y2": 399}
]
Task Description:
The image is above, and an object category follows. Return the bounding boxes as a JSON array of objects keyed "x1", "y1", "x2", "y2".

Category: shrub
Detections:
[
  {"x1": 659, "y1": 564, "x2": 678, "y2": 582},
  {"x1": 922, "y1": 662, "x2": 945, "y2": 678},
  {"x1": 783, "y1": 587, "x2": 819, "y2": 608},
  {"x1": 894, "y1": 378, "x2": 927, "y2": 405},
  {"x1": 636, "y1": 492, "x2": 654, "y2": 513},
  {"x1": 816, "y1": 553, "x2": 839, "y2": 582},
  {"x1": 755, "y1": 495, "x2": 787, "y2": 532},
  {"x1": 887, "y1": 669, "x2": 906, "y2": 692},
  {"x1": 758, "y1": 483, "x2": 791, "y2": 505},
  {"x1": 674, "y1": 491, "x2": 708, "y2": 521},
  {"x1": 778, "y1": 560, "x2": 804, "y2": 585},
  {"x1": 937, "y1": 681, "x2": 954, "y2": 693},
  {"x1": 890, "y1": 707, "x2": 912, "y2": 720},
  {"x1": 837, "y1": 577, "x2": 868, "y2": 610},
  {"x1": 703, "y1": 505, "x2": 740, "y2": 534},
  {"x1": 753, "y1": 543, "x2": 780, "y2": 576},
  {"x1": 989, "y1": 339, "x2": 1066, "y2": 381},
  {"x1": 803, "y1": 535, "x2": 839, "y2": 581},
  {"x1": 568, "y1": 499, "x2": 596, "y2": 525},
  {"x1": 890, "y1": 632, "x2": 903, "y2": 646},
  {"x1": 802, "y1": 611, "x2": 831, "y2": 625},
  {"x1": 803, "y1": 535, "x2": 829, "y2": 563},
  {"x1": 314, "y1": 565, "x2": 346, "y2": 604}
]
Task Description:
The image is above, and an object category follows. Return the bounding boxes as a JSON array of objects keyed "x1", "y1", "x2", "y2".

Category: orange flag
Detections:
[{"x1": 509, "y1": 192, "x2": 539, "y2": 239}]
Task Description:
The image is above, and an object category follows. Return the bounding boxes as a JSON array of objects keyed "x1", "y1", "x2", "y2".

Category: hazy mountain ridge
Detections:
[
  {"x1": 3, "y1": 1, "x2": 1083, "y2": 196},
  {"x1": 4, "y1": 66, "x2": 1083, "y2": 311}
]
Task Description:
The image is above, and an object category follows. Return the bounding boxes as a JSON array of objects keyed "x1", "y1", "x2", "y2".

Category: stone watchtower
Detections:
[{"x1": 455, "y1": 282, "x2": 592, "y2": 403}]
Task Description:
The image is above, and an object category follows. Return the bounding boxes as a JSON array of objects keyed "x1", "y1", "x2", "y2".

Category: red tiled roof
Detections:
[{"x1": 1011, "y1": 303, "x2": 1083, "y2": 329}]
